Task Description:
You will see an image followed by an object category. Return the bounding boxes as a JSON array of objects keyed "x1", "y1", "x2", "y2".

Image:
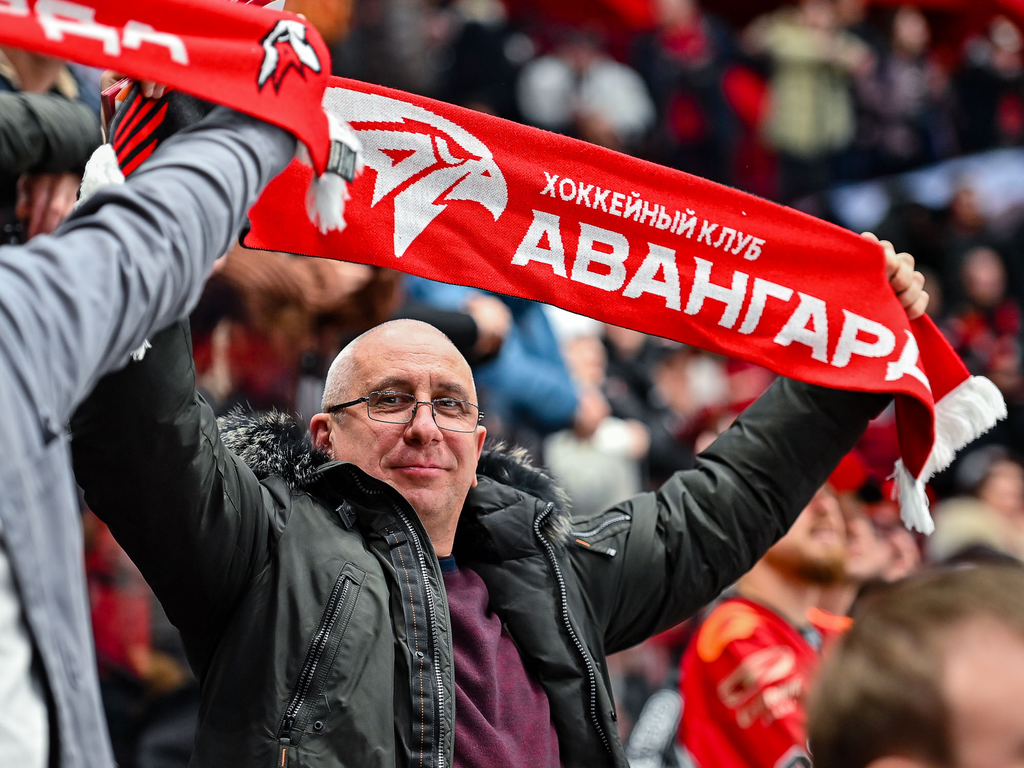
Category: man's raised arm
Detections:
[{"x1": 574, "y1": 236, "x2": 928, "y2": 651}]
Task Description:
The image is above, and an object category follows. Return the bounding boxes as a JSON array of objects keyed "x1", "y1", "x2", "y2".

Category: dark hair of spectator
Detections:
[{"x1": 807, "y1": 563, "x2": 1024, "y2": 768}]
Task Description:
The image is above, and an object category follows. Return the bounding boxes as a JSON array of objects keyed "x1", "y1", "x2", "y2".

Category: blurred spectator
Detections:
[
  {"x1": 84, "y1": 511, "x2": 152, "y2": 768},
  {"x1": 821, "y1": 454, "x2": 921, "y2": 615},
  {"x1": 432, "y1": 0, "x2": 531, "y2": 118},
  {"x1": 930, "y1": 446, "x2": 1024, "y2": 562},
  {"x1": 191, "y1": 248, "x2": 400, "y2": 414},
  {"x1": 834, "y1": 0, "x2": 884, "y2": 53},
  {"x1": 652, "y1": 345, "x2": 730, "y2": 452},
  {"x1": 632, "y1": 0, "x2": 740, "y2": 183},
  {"x1": 544, "y1": 331, "x2": 649, "y2": 517},
  {"x1": 807, "y1": 564, "x2": 1024, "y2": 768},
  {"x1": 677, "y1": 487, "x2": 849, "y2": 768},
  {"x1": 332, "y1": 0, "x2": 433, "y2": 93},
  {"x1": 602, "y1": 325, "x2": 695, "y2": 485},
  {"x1": 0, "y1": 47, "x2": 101, "y2": 242},
  {"x1": 945, "y1": 246, "x2": 1024, "y2": 404},
  {"x1": 745, "y1": 0, "x2": 871, "y2": 200},
  {"x1": 517, "y1": 28, "x2": 656, "y2": 151},
  {"x1": 85, "y1": 513, "x2": 199, "y2": 768},
  {"x1": 955, "y1": 15, "x2": 1024, "y2": 153},
  {"x1": 938, "y1": 186, "x2": 1002, "y2": 308},
  {"x1": 853, "y1": 6, "x2": 956, "y2": 178}
]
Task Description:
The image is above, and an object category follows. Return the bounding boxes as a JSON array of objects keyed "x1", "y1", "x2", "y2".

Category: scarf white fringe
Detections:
[
  {"x1": 922, "y1": 375, "x2": 1007, "y2": 478},
  {"x1": 298, "y1": 113, "x2": 364, "y2": 234},
  {"x1": 891, "y1": 460, "x2": 934, "y2": 534},
  {"x1": 891, "y1": 375, "x2": 1006, "y2": 534},
  {"x1": 77, "y1": 143, "x2": 125, "y2": 207}
]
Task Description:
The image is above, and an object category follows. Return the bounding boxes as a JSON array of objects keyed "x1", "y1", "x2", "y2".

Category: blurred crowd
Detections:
[{"x1": 6, "y1": 0, "x2": 1024, "y2": 766}]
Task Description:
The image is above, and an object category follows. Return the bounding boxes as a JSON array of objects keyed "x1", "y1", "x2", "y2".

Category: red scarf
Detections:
[{"x1": 243, "y1": 78, "x2": 1006, "y2": 532}]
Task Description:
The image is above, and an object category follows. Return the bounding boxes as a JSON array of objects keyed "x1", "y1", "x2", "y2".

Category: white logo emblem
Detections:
[
  {"x1": 324, "y1": 88, "x2": 508, "y2": 257},
  {"x1": 258, "y1": 20, "x2": 321, "y2": 92}
]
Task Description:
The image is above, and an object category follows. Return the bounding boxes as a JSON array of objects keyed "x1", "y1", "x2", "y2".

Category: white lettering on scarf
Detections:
[
  {"x1": 536, "y1": 174, "x2": 768, "y2": 260},
  {"x1": 14, "y1": 0, "x2": 189, "y2": 64},
  {"x1": 511, "y1": 210, "x2": 915, "y2": 380}
]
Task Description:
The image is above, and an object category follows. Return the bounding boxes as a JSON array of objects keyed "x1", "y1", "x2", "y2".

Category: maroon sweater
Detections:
[{"x1": 440, "y1": 556, "x2": 561, "y2": 768}]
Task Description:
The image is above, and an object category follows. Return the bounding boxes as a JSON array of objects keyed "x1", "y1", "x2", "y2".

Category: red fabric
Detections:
[
  {"x1": 828, "y1": 450, "x2": 869, "y2": 494},
  {"x1": 85, "y1": 516, "x2": 151, "y2": 680},
  {"x1": 677, "y1": 598, "x2": 843, "y2": 768},
  {"x1": 245, "y1": 77, "x2": 969, "y2": 482},
  {"x1": 0, "y1": 0, "x2": 332, "y2": 173}
]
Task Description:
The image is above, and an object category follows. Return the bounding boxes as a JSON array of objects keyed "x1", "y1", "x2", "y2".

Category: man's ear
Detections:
[
  {"x1": 310, "y1": 413, "x2": 333, "y2": 455},
  {"x1": 470, "y1": 426, "x2": 487, "y2": 488}
]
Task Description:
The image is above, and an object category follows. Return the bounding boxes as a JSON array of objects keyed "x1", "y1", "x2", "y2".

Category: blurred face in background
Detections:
[
  {"x1": 763, "y1": 487, "x2": 846, "y2": 585},
  {"x1": 962, "y1": 246, "x2": 1007, "y2": 309},
  {"x1": 655, "y1": 0, "x2": 698, "y2": 28},
  {"x1": 978, "y1": 459, "x2": 1024, "y2": 522},
  {"x1": 800, "y1": 0, "x2": 836, "y2": 32},
  {"x1": 838, "y1": 501, "x2": 889, "y2": 584},
  {"x1": 892, "y1": 6, "x2": 930, "y2": 58}
]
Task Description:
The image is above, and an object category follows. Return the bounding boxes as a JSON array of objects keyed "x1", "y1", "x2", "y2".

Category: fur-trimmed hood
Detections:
[{"x1": 217, "y1": 408, "x2": 571, "y2": 542}]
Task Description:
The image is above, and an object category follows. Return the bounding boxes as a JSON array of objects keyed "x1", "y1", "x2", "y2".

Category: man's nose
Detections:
[{"x1": 404, "y1": 402, "x2": 442, "y2": 441}]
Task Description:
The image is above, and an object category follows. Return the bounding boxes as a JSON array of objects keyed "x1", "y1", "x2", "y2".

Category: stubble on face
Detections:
[{"x1": 765, "y1": 489, "x2": 847, "y2": 586}]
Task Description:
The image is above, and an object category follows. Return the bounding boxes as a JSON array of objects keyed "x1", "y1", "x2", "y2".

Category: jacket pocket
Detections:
[
  {"x1": 277, "y1": 562, "x2": 364, "y2": 761},
  {"x1": 569, "y1": 510, "x2": 632, "y2": 557}
]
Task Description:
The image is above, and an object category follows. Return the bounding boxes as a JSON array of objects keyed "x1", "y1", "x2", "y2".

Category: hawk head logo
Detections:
[
  {"x1": 258, "y1": 20, "x2": 322, "y2": 93},
  {"x1": 323, "y1": 88, "x2": 508, "y2": 257}
]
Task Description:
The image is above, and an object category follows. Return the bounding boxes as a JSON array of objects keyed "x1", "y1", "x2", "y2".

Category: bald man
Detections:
[{"x1": 70, "y1": 240, "x2": 926, "y2": 768}]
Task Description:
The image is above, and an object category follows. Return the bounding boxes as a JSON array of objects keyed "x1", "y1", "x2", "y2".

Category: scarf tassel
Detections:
[
  {"x1": 893, "y1": 375, "x2": 1007, "y2": 534},
  {"x1": 298, "y1": 113, "x2": 364, "y2": 235}
]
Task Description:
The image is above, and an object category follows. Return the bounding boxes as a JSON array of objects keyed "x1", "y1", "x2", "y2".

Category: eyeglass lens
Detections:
[{"x1": 366, "y1": 391, "x2": 479, "y2": 432}]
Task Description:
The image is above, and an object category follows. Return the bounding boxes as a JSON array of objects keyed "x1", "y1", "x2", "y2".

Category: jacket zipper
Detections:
[
  {"x1": 278, "y1": 576, "x2": 352, "y2": 742},
  {"x1": 571, "y1": 514, "x2": 631, "y2": 539},
  {"x1": 345, "y1": 469, "x2": 448, "y2": 768},
  {"x1": 535, "y1": 502, "x2": 614, "y2": 759},
  {"x1": 394, "y1": 505, "x2": 448, "y2": 768}
]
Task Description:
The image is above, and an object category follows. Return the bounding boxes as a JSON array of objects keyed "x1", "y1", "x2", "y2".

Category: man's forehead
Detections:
[{"x1": 350, "y1": 326, "x2": 475, "y2": 394}]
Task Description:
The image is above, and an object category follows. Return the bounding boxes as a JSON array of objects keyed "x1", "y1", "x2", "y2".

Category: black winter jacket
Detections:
[{"x1": 70, "y1": 320, "x2": 887, "y2": 768}]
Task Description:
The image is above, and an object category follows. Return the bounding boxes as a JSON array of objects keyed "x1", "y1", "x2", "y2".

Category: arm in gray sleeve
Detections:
[
  {"x1": 0, "y1": 107, "x2": 295, "y2": 440},
  {"x1": 0, "y1": 92, "x2": 103, "y2": 175}
]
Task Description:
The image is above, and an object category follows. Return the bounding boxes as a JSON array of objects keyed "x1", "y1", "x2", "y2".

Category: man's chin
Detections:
[{"x1": 794, "y1": 553, "x2": 846, "y2": 585}]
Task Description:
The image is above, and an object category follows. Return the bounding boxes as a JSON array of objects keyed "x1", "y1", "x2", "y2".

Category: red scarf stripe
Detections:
[
  {"x1": 116, "y1": 103, "x2": 169, "y2": 167},
  {"x1": 120, "y1": 141, "x2": 159, "y2": 177},
  {"x1": 114, "y1": 94, "x2": 149, "y2": 142},
  {"x1": 113, "y1": 98, "x2": 162, "y2": 157}
]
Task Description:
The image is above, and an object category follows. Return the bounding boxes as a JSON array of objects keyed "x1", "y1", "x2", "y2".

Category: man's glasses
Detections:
[{"x1": 326, "y1": 391, "x2": 483, "y2": 433}]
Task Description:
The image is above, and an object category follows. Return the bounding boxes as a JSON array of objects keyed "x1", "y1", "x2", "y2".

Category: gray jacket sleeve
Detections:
[
  {"x1": 0, "y1": 92, "x2": 103, "y2": 175},
  {"x1": 0, "y1": 107, "x2": 295, "y2": 448},
  {"x1": 568, "y1": 378, "x2": 889, "y2": 654}
]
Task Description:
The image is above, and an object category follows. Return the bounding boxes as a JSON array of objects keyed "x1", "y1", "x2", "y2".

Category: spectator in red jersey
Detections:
[{"x1": 677, "y1": 486, "x2": 849, "y2": 768}]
